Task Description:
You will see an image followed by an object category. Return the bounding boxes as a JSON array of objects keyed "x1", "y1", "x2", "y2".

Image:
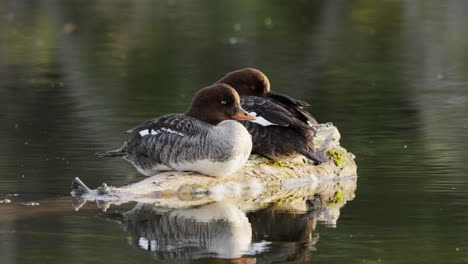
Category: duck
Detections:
[
  {"x1": 98, "y1": 83, "x2": 255, "y2": 177},
  {"x1": 216, "y1": 68, "x2": 329, "y2": 164}
]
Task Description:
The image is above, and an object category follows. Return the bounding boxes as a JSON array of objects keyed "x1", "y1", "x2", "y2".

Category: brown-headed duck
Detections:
[
  {"x1": 98, "y1": 84, "x2": 255, "y2": 177},
  {"x1": 216, "y1": 68, "x2": 328, "y2": 164}
]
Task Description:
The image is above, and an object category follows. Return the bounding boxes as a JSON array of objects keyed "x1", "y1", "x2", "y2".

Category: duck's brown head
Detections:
[
  {"x1": 216, "y1": 68, "x2": 271, "y2": 97},
  {"x1": 186, "y1": 83, "x2": 255, "y2": 125}
]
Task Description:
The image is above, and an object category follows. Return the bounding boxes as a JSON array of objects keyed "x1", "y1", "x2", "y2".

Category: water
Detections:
[{"x1": 1, "y1": 0, "x2": 468, "y2": 263}]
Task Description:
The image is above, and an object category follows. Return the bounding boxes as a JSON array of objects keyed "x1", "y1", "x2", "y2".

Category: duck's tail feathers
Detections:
[
  {"x1": 301, "y1": 150, "x2": 330, "y2": 165},
  {"x1": 96, "y1": 148, "x2": 127, "y2": 157}
]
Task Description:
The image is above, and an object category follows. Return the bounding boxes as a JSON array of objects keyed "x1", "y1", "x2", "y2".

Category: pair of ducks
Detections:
[{"x1": 100, "y1": 68, "x2": 329, "y2": 177}]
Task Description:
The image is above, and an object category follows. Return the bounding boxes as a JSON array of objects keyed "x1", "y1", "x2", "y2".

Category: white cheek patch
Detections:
[{"x1": 248, "y1": 112, "x2": 278, "y2": 126}]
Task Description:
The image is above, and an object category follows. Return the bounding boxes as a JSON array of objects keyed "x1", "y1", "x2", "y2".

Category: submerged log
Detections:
[{"x1": 71, "y1": 123, "x2": 357, "y2": 210}]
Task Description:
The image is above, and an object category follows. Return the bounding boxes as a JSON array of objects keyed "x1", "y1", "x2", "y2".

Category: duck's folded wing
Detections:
[
  {"x1": 124, "y1": 114, "x2": 214, "y2": 164},
  {"x1": 267, "y1": 92, "x2": 318, "y2": 126},
  {"x1": 267, "y1": 92, "x2": 310, "y2": 108},
  {"x1": 125, "y1": 114, "x2": 206, "y2": 136},
  {"x1": 294, "y1": 107, "x2": 318, "y2": 126},
  {"x1": 125, "y1": 118, "x2": 160, "y2": 134},
  {"x1": 240, "y1": 96, "x2": 310, "y2": 129}
]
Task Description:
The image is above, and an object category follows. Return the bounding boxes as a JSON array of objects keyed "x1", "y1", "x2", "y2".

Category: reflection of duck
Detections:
[
  {"x1": 123, "y1": 202, "x2": 257, "y2": 260},
  {"x1": 79, "y1": 173, "x2": 357, "y2": 262},
  {"x1": 120, "y1": 197, "x2": 348, "y2": 263},
  {"x1": 244, "y1": 191, "x2": 355, "y2": 263},
  {"x1": 247, "y1": 207, "x2": 319, "y2": 263},
  {"x1": 105, "y1": 179, "x2": 356, "y2": 263},
  {"x1": 249, "y1": 208, "x2": 317, "y2": 243}
]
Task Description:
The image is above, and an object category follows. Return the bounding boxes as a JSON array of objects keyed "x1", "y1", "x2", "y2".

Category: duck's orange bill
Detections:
[{"x1": 232, "y1": 108, "x2": 256, "y2": 120}]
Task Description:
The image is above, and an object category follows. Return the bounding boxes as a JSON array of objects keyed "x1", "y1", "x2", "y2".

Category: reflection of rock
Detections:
[
  {"x1": 116, "y1": 181, "x2": 356, "y2": 263},
  {"x1": 123, "y1": 202, "x2": 255, "y2": 260},
  {"x1": 316, "y1": 203, "x2": 342, "y2": 227}
]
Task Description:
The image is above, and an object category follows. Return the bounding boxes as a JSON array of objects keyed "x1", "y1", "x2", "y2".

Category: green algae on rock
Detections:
[{"x1": 328, "y1": 149, "x2": 345, "y2": 168}]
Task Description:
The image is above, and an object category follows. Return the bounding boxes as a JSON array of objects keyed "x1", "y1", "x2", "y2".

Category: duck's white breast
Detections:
[{"x1": 172, "y1": 120, "x2": 252, "y2": 177}]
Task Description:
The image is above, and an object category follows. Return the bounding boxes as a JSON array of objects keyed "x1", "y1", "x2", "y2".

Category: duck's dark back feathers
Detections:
[
  {"x1": 239, "y1": 120, "x2": 328, "y2": 164},
  {"x1": 266, "y1": 92, "x2": 318, "y2": 126},
  {"x1": 240, "y1": 96, "x2": 312, "y2": 131}
]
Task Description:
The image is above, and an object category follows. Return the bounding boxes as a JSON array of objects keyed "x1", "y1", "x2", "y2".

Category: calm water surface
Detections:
[{"x1": 1, "y1": 1, "x2": 468, "y2": 263}]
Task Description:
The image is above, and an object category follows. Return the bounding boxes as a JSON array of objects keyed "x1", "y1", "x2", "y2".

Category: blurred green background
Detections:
[{"x1": 0, "y1": 0, "x2": 467, "y2": 263}]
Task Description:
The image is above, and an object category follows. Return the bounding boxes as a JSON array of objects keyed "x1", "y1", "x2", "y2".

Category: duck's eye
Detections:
[
  {"x1": 221, "y1": 100, "x2": 227, "y2": 105},
  {"x1": 249, "y1": 85, "x2": 256, "y2": 90}
]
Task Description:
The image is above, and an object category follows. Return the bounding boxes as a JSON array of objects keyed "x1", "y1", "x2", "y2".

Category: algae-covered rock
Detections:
[{"x1": 328, "y1": 149, "x2": 345, "y2": 168}]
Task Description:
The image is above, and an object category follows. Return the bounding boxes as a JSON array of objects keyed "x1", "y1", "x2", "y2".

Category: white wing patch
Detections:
[
  {"x1": 139, "y1": 128, "x2": 184, "y2": 137},
  {"x1": 139, "y1": 129, "x2": 150, "y2": 137},
  {"x1": 161, "y1": 128, "x2": 185, "y2": 136},
  {"x1": 248, "y1": 112, "x2": 278, "y2": 127}
]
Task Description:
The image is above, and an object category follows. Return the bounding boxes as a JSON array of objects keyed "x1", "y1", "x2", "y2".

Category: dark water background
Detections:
[{"x1": 1, "y1": 0, "x2": 467, "y2": 263}]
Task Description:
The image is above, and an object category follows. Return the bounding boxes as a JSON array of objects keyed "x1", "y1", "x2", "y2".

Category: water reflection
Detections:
[
  {"x1": 124, "y1": 202, "x2": 254, "y2": 260},
  {"x1": 0, "y1": 192, "x2": 352, "y2": 263},
  {"x1": 3, "y1": 0, "x2": 467, "y2": 263},
  {"x1": 106, "y1": 178, "x2": 356, "y2": 263}
]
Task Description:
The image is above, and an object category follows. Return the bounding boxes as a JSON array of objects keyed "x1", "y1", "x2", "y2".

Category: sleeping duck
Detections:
[{"x1": 216, "y1": 68, "x2": 329, "y2": 164}]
